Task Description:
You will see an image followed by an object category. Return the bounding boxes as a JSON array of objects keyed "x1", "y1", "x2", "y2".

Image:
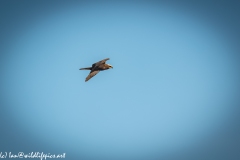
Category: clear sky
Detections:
[{"x1": 1, "y1": 1, "x2": 240, "y2": 160}]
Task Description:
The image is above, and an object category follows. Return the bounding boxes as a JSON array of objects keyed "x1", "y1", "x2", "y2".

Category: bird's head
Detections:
[{"x1": 107, "y1": 64, "x2": 113, "y2": 69}]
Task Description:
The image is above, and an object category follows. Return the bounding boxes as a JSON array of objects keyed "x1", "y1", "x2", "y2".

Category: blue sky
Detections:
[{"x1": 1, "y1": 1, "x2": 240, "y2": 160}]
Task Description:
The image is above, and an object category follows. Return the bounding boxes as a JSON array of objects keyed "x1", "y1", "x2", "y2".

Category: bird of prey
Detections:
[{"x1": 79, "y1": 58, "x2": 113, "y2": 82}]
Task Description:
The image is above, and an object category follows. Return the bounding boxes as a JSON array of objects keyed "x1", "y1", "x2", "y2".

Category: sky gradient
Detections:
[{"x1": 1, "y1": 1, "x2": 240, "y2": 160}]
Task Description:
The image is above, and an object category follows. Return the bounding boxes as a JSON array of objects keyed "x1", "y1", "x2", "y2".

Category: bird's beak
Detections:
[{"x1": 111, "y1": 66, "x2": 113, "y2": 69}]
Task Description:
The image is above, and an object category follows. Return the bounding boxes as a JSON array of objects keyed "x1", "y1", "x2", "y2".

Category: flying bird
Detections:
[{"x1": 79, "y1": 58, "x2": 113, "y2": 82}]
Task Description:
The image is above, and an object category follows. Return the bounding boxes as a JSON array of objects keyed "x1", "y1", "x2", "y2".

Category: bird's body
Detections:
[{"x1": 79, "y1": 58, "x2": 113, "y2": 82}]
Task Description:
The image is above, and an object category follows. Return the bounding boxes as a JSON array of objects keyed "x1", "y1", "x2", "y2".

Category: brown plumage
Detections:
[{"x1": 79, "y1": 58, "x2": 113, "y2": 82}]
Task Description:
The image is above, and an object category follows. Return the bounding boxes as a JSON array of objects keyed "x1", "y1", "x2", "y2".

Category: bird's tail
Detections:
[{"x1": 79, "y1": 67, "x2": 92, "y2": 70}]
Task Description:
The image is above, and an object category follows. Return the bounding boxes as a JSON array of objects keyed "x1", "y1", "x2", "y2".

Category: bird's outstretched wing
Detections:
[
  {"x1": 92, "y1": 58, "x2": 110, "y2": 69},
  {"x1": 85, "y1": 70, "x2": 100, "y2": 82}
]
